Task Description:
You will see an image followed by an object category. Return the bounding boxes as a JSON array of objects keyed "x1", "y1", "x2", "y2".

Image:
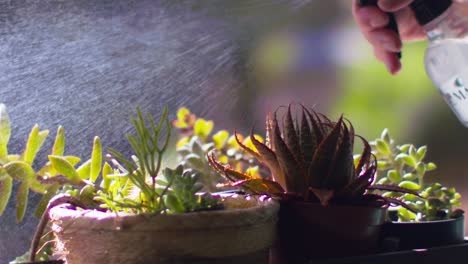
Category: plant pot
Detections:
[
  {"x1": 48, "y1": 196, "x2": 279, "y2": 264},
  {"x1": 271, "y1": 200, "x2": 388, "y2": 263},
  {"x1": 16, "y1": 261, "x2": 64, "y2": 264},
  {"x1": 382, "y1": 216, "x2": 465, "y2": 250}
]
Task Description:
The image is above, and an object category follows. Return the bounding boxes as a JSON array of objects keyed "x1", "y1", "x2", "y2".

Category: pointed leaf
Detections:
[
  {"x1": 266, "y1": 113, "x2": 274, "y2": 149},
  {"x1": 375, "y1": 139, "x2": 391, "y2": 156},
  {"x1": 23, "y1": 125, "x2": 49, "y2": 164},
  {"x1": 100, "y1": 162, "x2": 113, "y2": 191},
  {"x1": 52, "y1": 126, "x2": 65, "y2": 156},
  {"x1": 16, "y1": 181, "x2": 29, "y2": 223},
  {"x1": 4, "y1": 161, "x2": 35, "y2": 182},
  {"x1": 303, "y1": 107, "x2": 325, "y2": 143},
  {"x1": 49, "y1": 155, "x2": 81, "y2": 184},
  {"x1": 356, "y1": 135, "x2": 372, "y2": 175},
  {"x1": 309, "y1": 117, "x2": 342, "y2": 189},
  {"x1": 0, "y1": 104, "x2": 11, "y2": 162},
  {"x1": 232, "y1": 179, "x2": 284, "y2": 196},
  {"x1": 248, "y1": 131, "x2": 285, "y2": 187},
  {"x1": 235, "y1": 131, "x2": 260, "y2": 159},
  {"x1": 327, "y1": 120, "x2": 355, "y2": 189},
  {"x1": 0, "y1": 176, "x2": 13, "y2": 215},
  {"x1": 300, "y1": 108, "x2": 315, "y2": 167},
  {"x1": 90, "y1": 136, "x2": 102, "y2": 182},
  {"x1": 212, "y1": 130, "x2": 229, "y2": 149},
  {"x1": 416, "y1": 146, "x2": 427, "y2": 161},
  {"x1": 272, "y1": 113, "x2": 304, "y2": 193},
  {"x1": 76, "y1": 159, "x2": 92, "y2": 179},
  {"x1": 284, "y1": 105, "x2": 301, "y2": 163}
]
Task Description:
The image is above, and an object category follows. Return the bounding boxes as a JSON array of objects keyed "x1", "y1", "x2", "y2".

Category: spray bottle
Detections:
[{"x1": 361, "y1": 0, "x2": 468, "y2": 127}]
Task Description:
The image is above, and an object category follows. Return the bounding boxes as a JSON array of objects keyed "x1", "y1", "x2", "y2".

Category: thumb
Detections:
[{"x1": 378, "y1": 0, "x2": 414, "y2": 12}]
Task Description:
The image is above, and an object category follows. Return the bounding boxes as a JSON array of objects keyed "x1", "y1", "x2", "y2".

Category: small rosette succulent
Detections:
[{"x1": 209, "y1": 104, "x2": 417, "y2": 209}]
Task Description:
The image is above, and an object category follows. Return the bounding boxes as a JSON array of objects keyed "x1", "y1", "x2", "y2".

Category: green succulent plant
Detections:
[
  {"x1": 0, "y1": 103, "x2": 106, "y2": 223},
  {"x1": 0, "y1": 105, "x2": 225, "y2": 262},
  {"x1": 209, "y1": 104, "x2": 416, "y2": 208},
  {"x1": 174, "y1": 107, "x2": 264, "y2": 192},
  {"x1": 370, "y1": 129, "x2": 463, "y2": 221}
]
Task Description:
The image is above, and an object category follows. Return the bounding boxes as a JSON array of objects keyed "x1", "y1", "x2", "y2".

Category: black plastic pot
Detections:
[
  {"x1": 382, "y1": 216, "x2": 465, "y2": 250},
  {"x1": 270, "y1": 200, "x2": 388, "y2": 264}
]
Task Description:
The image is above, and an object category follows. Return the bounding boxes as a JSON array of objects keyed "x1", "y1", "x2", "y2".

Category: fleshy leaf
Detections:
[
  {"x1": 90, "y1": 136, "x2": 102, "y2": 182},
  {"x1": 0, "y1": 104, "x2": 11, "y2": 162},
  {"x1": 299, "y1": 108, "x2": 315, "y2": 167},
  {"x1": 356, "y1": 135, "x2": 372, "y2": 175},
  {"x1": 34, "y1": 183, "x2": 60, "y2": 218},
  {"x1": 23, "y1": 125, "x2": 49, "y2": 165},
  {"x1": 232, "y1": 178, "x2": 284, "y2": 195},
  {"x1": 284, "y1": 105, "x2": 301, "y2": 164},
  {"x1": 0, "y1": 176, "x2": 13, "y2": 215},
  {"x1": 48, "y1": 155, "x2": 81, "y2": 184},
  {"x1": 52, "y1": 126, "x2": 65, "y2": 156},
  {"x1": 272, "y1": 113, "x2": 304, "y2": 193},
  {"x1": 212, "y1": 130, "x2": 229, "y2": 150},
  {"x1": 16, "y1": 181, "x2": 29, "y2": 223},
  {"x1": 4, "y1": 161, "x2": 35, "y2": 182},
  {"x1": 309, "y1": 117, "x2": 342, "y2": 189},
  {"x1": 327, "y1": 119, "x2": 355, "y2": 189},
  {"x1": 76, "y1": 160, "x2": 92, "y2": 180}
]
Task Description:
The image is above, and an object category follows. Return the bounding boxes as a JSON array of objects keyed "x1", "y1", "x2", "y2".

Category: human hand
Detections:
[{"x1": 353, "y1": 0, "x2": 425, "y2": 74}]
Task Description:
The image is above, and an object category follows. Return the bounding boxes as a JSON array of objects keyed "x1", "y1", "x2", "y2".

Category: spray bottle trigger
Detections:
[{"x1": 359, "y1": 0, "x2": 402, "y2": 59}]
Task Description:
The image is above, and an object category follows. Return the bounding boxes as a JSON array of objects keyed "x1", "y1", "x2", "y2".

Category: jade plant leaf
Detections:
[
  {"x1": 90, "y1": 136, "x2": 102, "y2": 182},
  {"x1": 52, "y1": 126, "x2": 65, "y2": 156},
  {"x1": 16, "y1": 181, "x2": 29, "y2": 223},
  {"x1": 0, "y1": 104, "x2": 11, "y2": 162},
  {"x1": 48, "y1": 155, "x2": 81, "y2": 184},
  {"x1": 0, "y1": 176, "x2": 13, "y2": 215},
  {"x1": 76, "y1": 160, "x2": 91, "y2": 180},
  {"x1": 4, "y1": 161, "x2": 35, "y2": 182},
  {"x1": 23, "y1": 125, "x2": 49, "y2": 165}
]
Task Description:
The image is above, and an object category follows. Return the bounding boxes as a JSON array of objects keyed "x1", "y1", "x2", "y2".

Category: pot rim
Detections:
[
  {"x1": 389, "y1": 215, "x2": 465, "y2": 225},
  {"x1": 49, "y1": 194, "x2": 279, "y2": 231}
]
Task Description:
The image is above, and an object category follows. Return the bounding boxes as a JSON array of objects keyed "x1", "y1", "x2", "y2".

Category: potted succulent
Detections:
[
  {"x1": 370, "y1": 129, "x2": 464, "y2": 250},
  {"x1": 209, "y1": 104, "x2": 417, "y2": 263},
  {"x1": 1, "y1": 104, "x2": 279, "y2": 264}
]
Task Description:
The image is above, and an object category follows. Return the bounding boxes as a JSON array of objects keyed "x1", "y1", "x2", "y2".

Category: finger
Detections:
[
  {"x1": 353, "y1": 2, "x2": 390, "y2": 31},
  {"x1": 378, "y1": 0, "x2": 414, "y2": 12},
  {"x1": 374, "y1": 47, "x2": 402, "y2": 75},
  {"x1": 394, "y1": 7, "x2": 426, "y2": 41},
  {"x1": 365, "y1": 28, "x2": 402, "y2": 53}
]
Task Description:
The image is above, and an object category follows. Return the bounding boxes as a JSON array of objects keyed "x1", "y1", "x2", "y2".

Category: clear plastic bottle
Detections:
[{"x1": 418, "y1": 0, "x2": 468, "y2": 126}]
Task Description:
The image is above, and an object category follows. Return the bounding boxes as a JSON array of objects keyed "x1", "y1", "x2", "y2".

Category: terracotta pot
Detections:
[
  {"x1": 271, "y1": 200, "x2": 388, "y2": 263},
  {"x1": 383, "y1": 216, "x2": 465, "y2": 250},
  {"x1": 49, "y1": 196, "x2": 279, "y2": 264}
]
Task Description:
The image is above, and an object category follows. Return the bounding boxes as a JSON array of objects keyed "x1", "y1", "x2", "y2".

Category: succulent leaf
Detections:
[
  {"x1": 16, "y1": 181, "x2": 29, "y2": 223},
  {"x1": 284, "y1": 105, "x2": 302, "y2": 164},
  {"x1": 271, "y1": 113, "x2": 305, "y2": 193},
  {"x1": 0, "y1": 176, "x2": 13, "y2": 215},
  {"x1": 232, "y1": 179, "x2": 284, "y2": 196},
  {"x1": 309, "y1": 116, "x2": 342, "y2": 189}
]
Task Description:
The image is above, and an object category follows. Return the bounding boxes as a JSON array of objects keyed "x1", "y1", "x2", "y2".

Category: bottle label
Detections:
[{"x1": 441, "y1": 70, "x2": 468, "y2": 124}]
